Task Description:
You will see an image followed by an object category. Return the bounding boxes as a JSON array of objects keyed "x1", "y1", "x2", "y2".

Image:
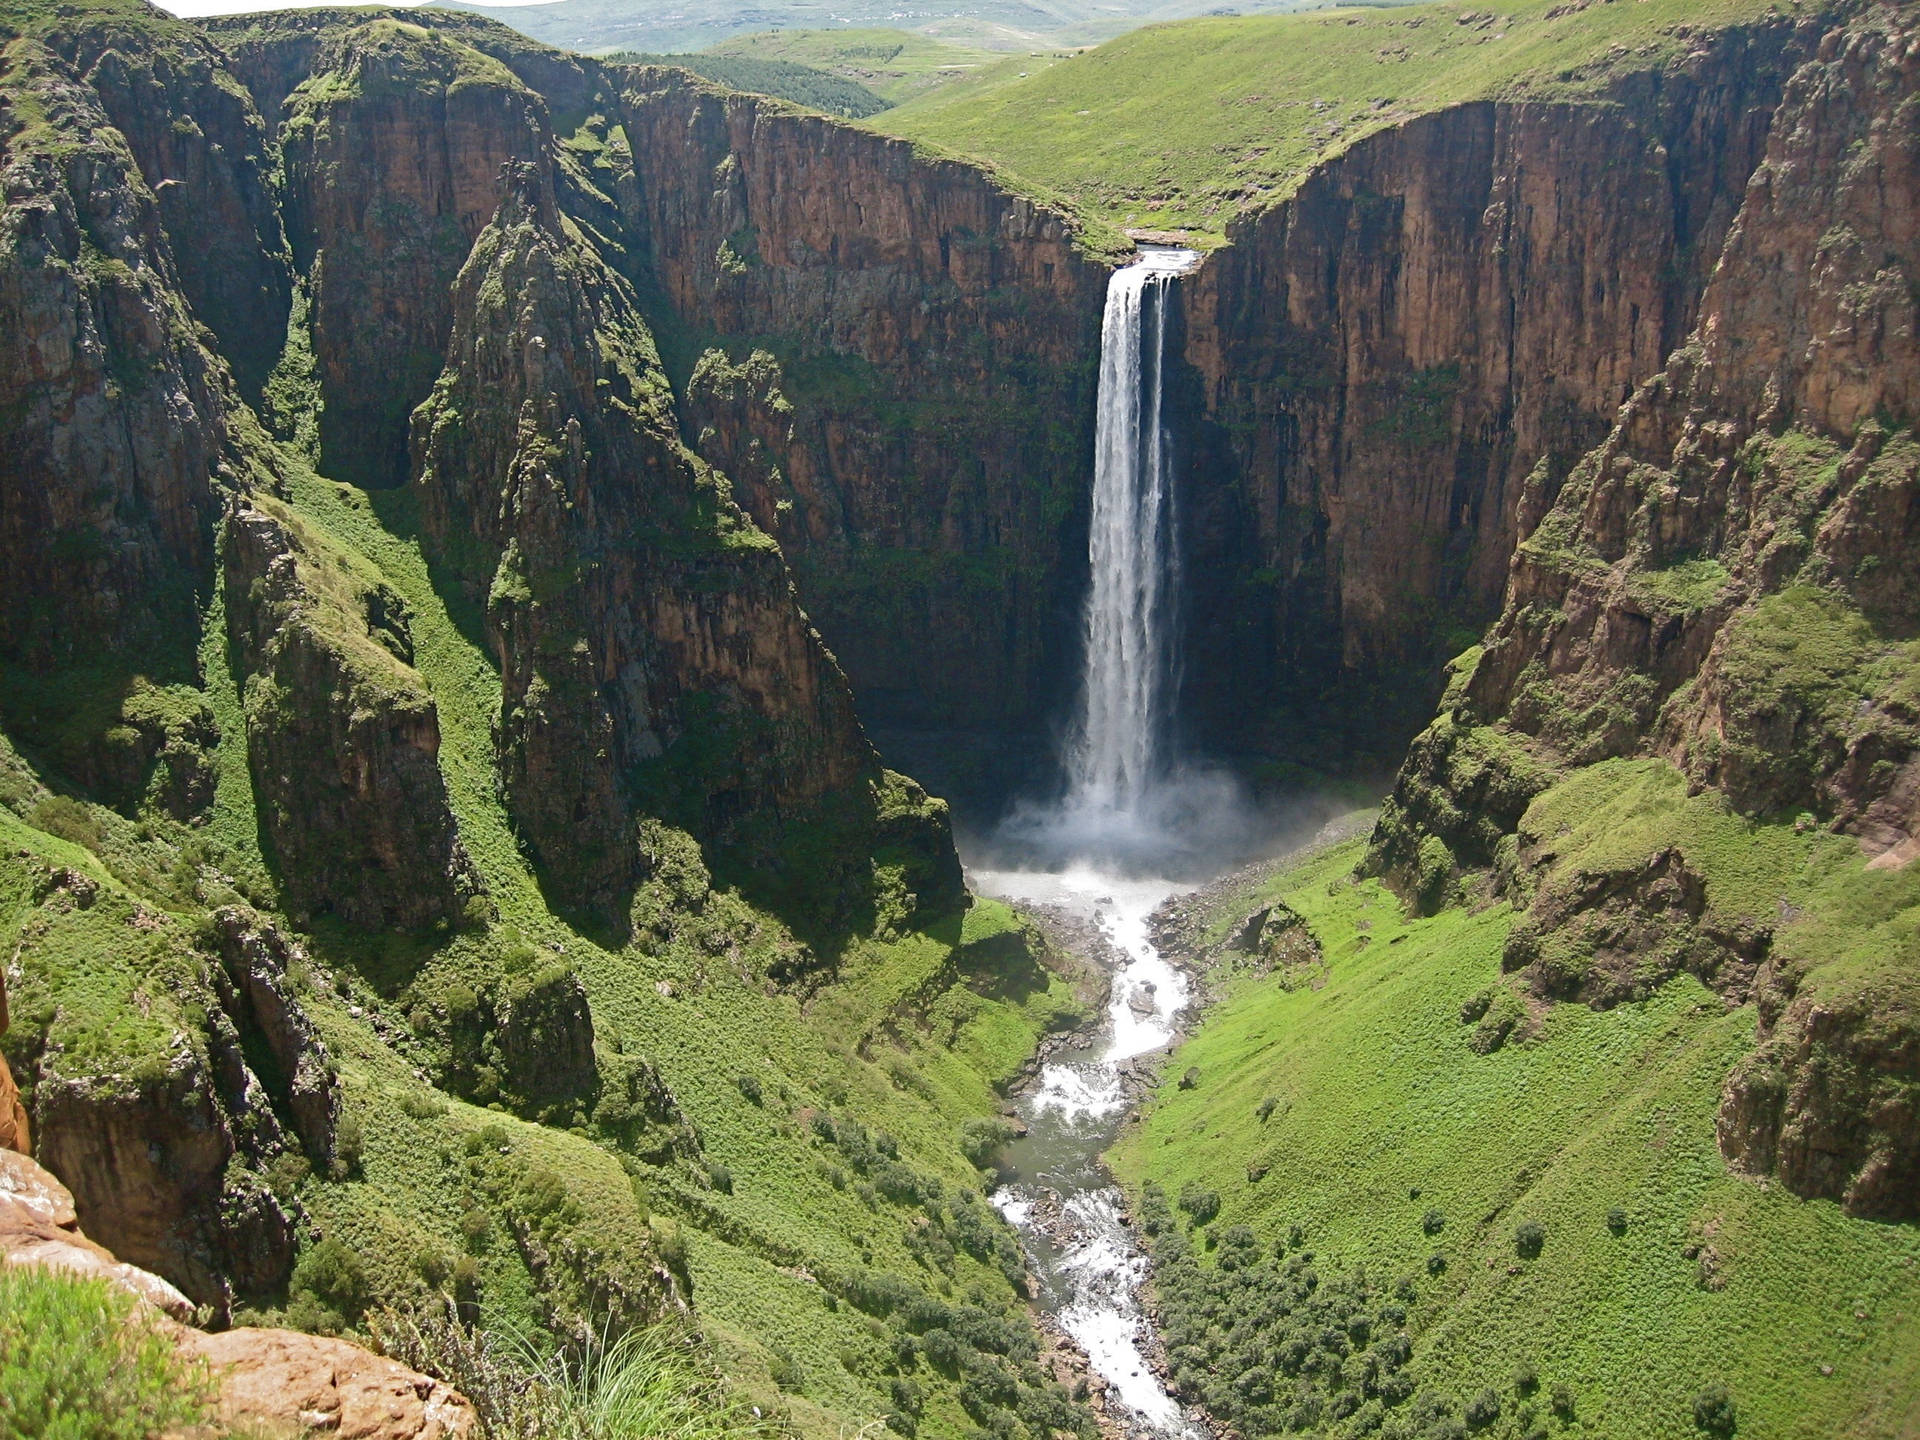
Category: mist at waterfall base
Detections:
[
  {"x1": 974, "y1": 245, "x2": 1312, "y2": 884},
  {"x1": 960, "y1": 249, "x2": 1260, "y2": 1440}
]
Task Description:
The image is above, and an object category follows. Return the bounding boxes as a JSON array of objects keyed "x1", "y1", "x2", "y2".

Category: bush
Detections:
[
  {"x1": 1512, "y1": 1360, "x2": 1538, "y2": 1394},
  {"x1": 331, "y1": 1115, "x2": 365, "y2": 1180},
  {"x1": 375, "y1": 1305, "x2": 773, "y2": 1440},
  {"x1": 1606, "y1": 1206, "x2": 1628, "y2": 1236},
  {"x1": 1465, "y1": 1388, "x2": 1501, "y2": 1428},
  {"x1": 1177, "y1": 1184, "x2": 1221, "y2": 1226},
  {"x1": 1427, "y1": 1252, "x2": 1448, "y2": 1276},
  {"x1": 960, "y1": 1116, "x2": 1017, "y2": 1171},
  {"x1": 1514, "y1": 1221, "x2": 1546, "y2": 1260},
  {"x1": 0, "y1": 1266, "x2": 213, "y2": 1437},
  {"x1": 735, "y1": 1075, "x2": 763, "y2": 1105},
  {"x1": 767, "y1": 1347, "x2": 801, "y2": 1391},
  {"x1": 293, "y1": 1237, "x2": 368, "y2": 1324},
  {"x1": 1421, "y1": 1207, "x2": 1446, "y2": 1236},
  {"x1": 1551, "y1": 1382, "x2": 1576, "y2": 1419},
  {"x1": 1257, "y1": 1096, "x2": 1279, "y2": 1121},
  {"x1": 707, "y1": 1162, "x2": 734, "y2": 1195},
  {"x1": 1693, "y1": 1383, "x2": 1737, "y2": 1437}
]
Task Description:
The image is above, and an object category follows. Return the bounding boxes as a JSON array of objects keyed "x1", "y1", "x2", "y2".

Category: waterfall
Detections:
[{"x1": 1066, "y1": 248, "x2": 1197, "y2": 818}]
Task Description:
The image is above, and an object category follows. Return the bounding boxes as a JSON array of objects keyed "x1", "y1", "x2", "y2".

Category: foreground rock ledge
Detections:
[{"x1": 0, "y1": 1149, "x2": 475, "y2": 1439}]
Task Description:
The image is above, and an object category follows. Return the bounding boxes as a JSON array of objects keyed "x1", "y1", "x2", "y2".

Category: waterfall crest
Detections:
[{"x1": 1066, "y1": 248, "x2": 1196, "y2": 819}]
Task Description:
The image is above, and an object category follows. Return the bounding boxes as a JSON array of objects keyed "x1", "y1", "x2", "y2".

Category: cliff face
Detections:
[
  {"x1": 411, "y1": 159, "x2": 925, "y2": 923},
  {"x1": 1369, "y1": 5, "x2": 1920, "y2": 1220},
  {"x1": 0, "y1": 33, "x2": 234, "y2": 667},
  {"x1": 1168, "y1": 19, "x2": 1813, "y2": 769},
  {"x1": 268, "y1": 20, "x2": 553, "y2": 489},
  {"x1": 615, "y1": 71, "x2": 1112, "y2": 775},
  {"x1": 224, "y1": 501, "x2": 479, "y2": 930}
]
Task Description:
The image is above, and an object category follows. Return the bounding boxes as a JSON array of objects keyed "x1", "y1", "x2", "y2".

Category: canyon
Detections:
[{"x1": 0, "y1": 0, "x2": 1917, "y2": 1435}]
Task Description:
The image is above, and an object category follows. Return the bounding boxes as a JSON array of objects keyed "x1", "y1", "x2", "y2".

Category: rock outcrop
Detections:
[
  {"x1": 223, "y1": 501, "x2": 480, "y2": 930},
  {"x1": 0, "y1": 31, "x2": 234, "y2": 666},
  {"x1": 1367, "y1": 4, "x2": 1920, "y2": 1220},
  {"x1": 411, "y1": 156, "x2": 955, "y2": 927},
  {"x1": 1, "y1": 1147, "x2": 476, "y2": 1439}
]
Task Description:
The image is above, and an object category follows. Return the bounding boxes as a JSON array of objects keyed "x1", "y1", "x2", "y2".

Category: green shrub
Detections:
[
  {"x1": 1693, "y1": 1383, "x2": 1737, "y2": 1437},
  {"x1": 1421, "y1": 1207, "x2": 1446, "y2": 1236},
  {"x1": 1465, "y1": 1387, "x2": 1501, "y2": 1428},
  {"x1": 767, "y1": 1347, "x2": 802, "y2": 1391},
  {"x1": 1606, "y1": 1206, "x2": 1628, "y2": 1236},
  {"x1": 1551, "y1": 1382, "x2": 1576, "y2": 1419},
  {"x1": 1177, "y1": 1184, "x2": 1221, "y2": 1226},
  {"x1": 293, "y1": 1237, "x2": 368, "y2": 1324},
  {"x1": 1512, "y1": 1360, "x2": 1538, "y2": 1394},
  {"x1": 30, "y1": 796, "x2": 101, "y2": 850},
  {"x1": 0, "y1": 1266, "x2": 213, "y2": 1437},
  {"x1": 960, "y1": 1116, "x2": 1017, "y2": 1170},
  {"x1": 735, "y1": 1074, "x2": 763, "y2": 1105},
  {"x1": 1514, "y1": 1220, "x2": 1545, "y2": 1260},
  {"x1": 330, "y1": 1115, "x2": 365, "y2": 1180},
  {"x1": 1428, "y1": 1252, "x2": 1447, "y2": 1275}
]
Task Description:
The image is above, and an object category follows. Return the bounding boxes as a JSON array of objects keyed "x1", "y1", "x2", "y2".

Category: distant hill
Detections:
[
  {"x1": 609, "y1": 51, "x2": 892, "y2": 117},
  {"x1": 700, "y1": 29, "x2": 1002, "y2": 105},
  {"x1": 425, "y1": 0, "x2": 1340, "y2": 59}
]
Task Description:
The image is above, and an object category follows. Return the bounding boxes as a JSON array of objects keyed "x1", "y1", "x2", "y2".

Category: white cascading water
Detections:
[
  {"x1": 1068, "y1": 249, "x2": 1187, "y2": 817},
  {"x1": 970, "y1": 248, "x2": 1207, "y2": 1440}
]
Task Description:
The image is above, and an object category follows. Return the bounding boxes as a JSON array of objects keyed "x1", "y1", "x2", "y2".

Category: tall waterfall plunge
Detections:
[{"x1": 1066, "y1": 248, "x2": 1191, "y2": 817}]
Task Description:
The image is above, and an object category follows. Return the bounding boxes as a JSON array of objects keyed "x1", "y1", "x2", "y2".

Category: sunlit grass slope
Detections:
[
  {"x1": 268, "y1": 459, "x2": 1094, "y2": 1436},
  {"x1": 1111, "y1": 766, "x2": 1920, "y2": 1440},
  {"x1": 873, "y1": 0, "x2": 1807, "y2": 237},
  {"x1": 701, "y1": 29, "x2": 1004, "y2": 105}
]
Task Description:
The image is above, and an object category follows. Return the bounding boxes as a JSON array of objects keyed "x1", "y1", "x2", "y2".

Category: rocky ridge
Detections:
[{"x1": 1368, "y1": 3, "x2": 1920, "y2": 1221}]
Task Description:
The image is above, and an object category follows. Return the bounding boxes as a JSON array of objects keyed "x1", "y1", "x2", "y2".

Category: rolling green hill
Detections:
[
  {"x1": 701, "y1": 29, "x2": 1003, "y2": 105},
  {"x1": 870, "y1": 0, "x2": 1803, "y2": 237},
  {"x1": 1113, "y1": 773, "x2": 1920, "y2": 1439},
  {"x1": 607, "y1": 51, "x2": 892, "y2": 116}
]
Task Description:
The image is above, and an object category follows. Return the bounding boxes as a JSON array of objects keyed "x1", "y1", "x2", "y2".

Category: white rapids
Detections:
[
  {"x1": 971, "y1": 867, "x2": 1202, "y2": 1439},
  {"x1": 966, "y1": 245, "x2": 1210, "y2": 1439}
]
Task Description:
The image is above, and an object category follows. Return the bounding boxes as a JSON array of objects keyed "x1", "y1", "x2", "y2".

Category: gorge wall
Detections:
[
  {"x1": 1167, "y1": 16, "x2": 1818, "y2": 772},
  {"x1": 1368, "y1": 4, "x2": 1920, "y2": 1220}
]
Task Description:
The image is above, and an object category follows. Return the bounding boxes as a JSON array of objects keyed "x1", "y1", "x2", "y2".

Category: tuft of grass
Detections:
[{"x1": 0, "y1": 1266, "x2": 215, "y2": 1437}]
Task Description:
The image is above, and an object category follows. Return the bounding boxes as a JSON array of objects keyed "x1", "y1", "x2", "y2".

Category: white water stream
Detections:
[{"x1": 968, "y1": 247, "x2": 1208, "y2": 1439}]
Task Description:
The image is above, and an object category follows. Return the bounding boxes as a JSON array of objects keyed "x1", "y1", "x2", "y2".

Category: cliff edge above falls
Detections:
[{"x1": 1367, "y1": 2, "x2": 1920, "y2": 1221}]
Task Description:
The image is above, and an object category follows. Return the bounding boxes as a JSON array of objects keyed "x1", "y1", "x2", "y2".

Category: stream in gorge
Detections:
[{"x1": 965, "y1": 245, "x2": 1222, "y2": 1439}]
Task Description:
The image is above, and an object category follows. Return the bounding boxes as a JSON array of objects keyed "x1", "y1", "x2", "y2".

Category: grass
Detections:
[
  {"x1": 216, "y1": 453, "x2": 1096, "y2": 1437},
  {"x1": 0, "y1": 1266, "x2": 216, "y2": 1438},
  {"x1": 700, "y1": 29, "x2": 1004, "y2": 105},
  {"x1": 1112, "y1": 773, "x2": 1920, "y2": 1439},
  {"x1": 871, "y1": 0, "x2": 1815, "y2": 237}
]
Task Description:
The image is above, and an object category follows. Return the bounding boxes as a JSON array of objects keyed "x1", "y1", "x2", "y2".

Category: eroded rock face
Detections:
[
  {"x1": 0, "y1": 36, "x2": 231, "y2": 666},
  {"x1": 1368, "y1": 4, "x2": 1920, "y2": 1219},
  {"x1": 411, "y1": 160, "x2": 943, "y2": 923},
  {"x1": 1168, "y1": 20, "x2": 1814, "y2": 769},
  {"x1": 224, "y1": 502, "x2": 480, "y2": 930},
  {"x1": 270, "y1": 20, "x2": 552, "y2": 488}
]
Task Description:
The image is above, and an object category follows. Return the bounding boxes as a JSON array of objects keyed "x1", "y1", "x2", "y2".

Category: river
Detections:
[{"x1": 969, "y1": 863, "x2": 1202, "y2": 1439}]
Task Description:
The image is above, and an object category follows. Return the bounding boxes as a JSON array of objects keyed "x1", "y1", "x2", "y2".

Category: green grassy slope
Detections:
[
  {"x1": 871, "y1": 0, "x2": 1806, "y2": 237},
  {"x1": 700, "y1": 29, "x2": 1003, "y2": 105},
  {"x1": 267, "y1": 456, "x2": 1095, "y2": 1434},
  {"x1": 0, "y1": 418, "x2": 1095, "y2": 1438},
  {"x1": 1111, "y1": 768, "x2": 1920, "y2": 1439},
  {"x1": 608, "y1": 51, "x2": 892, "y2": 117}
]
